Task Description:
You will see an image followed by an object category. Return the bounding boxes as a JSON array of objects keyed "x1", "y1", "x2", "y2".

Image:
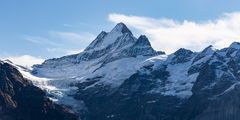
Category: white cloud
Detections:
[
  {"x1": 1, "y1": 55, "x2": 44, "y2": 68},
  {"x1": 109, "y1": 12, "x2": 240, "y2": 53}
]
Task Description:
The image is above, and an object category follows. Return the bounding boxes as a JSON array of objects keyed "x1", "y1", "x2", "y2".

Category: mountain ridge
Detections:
[
  {"x1": 38, "y1": 23, "x2": 160, "y2": 66},
  {"x1": 15, "y1": 23, "x2": 240, "y2": 120}
]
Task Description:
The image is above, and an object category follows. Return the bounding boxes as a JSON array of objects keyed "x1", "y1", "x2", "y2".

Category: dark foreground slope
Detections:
[{"x1": 0, "y1": 61, "x2": 79, "y2": 120}]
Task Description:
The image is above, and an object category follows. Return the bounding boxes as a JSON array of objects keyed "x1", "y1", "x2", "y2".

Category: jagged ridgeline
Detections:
[{"x1": 7, "y1": 23, "x2": 240, "y2": 120}]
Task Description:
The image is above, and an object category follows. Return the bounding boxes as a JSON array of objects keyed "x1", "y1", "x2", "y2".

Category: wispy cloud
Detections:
[
  {"x1": 109, "y1": 12, "x2": 240, "y2": 53},
  {"x1": 62, "y1": 24, "x2": 75, "y2": 27},
  {"x1": 1, "y1": 55, "x2": 44, "y2": 67},
  {"x1": 24, "y1": 31, "x2": 95, "y2": 56},
  {"x1": 24, "y1": 35, "x2": 62, "y2": 46}
]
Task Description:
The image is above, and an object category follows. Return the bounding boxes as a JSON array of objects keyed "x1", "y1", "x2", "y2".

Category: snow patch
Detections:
[
  {"x1": 162, "y1": 61, "x2": 199, "y2": 98},
  {"x1": 87, "y1": 56, "x2": 150, "y2": 87}
]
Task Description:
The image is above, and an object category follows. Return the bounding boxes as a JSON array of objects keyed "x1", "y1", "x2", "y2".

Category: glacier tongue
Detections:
[
  {"x1": 4, "y1": 60, "x2": 85, "y2": 113},
  {"x1": 163, "y1": 61, "x2": 199, "y2": 98}
]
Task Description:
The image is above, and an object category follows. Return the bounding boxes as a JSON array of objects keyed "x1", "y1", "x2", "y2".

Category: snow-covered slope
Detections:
[
  {"x1": 33, "y1": 23, "x2": 160, "y2": 87},
  {"x1": 15, "y1": 23, "x2": 240, "y2": 120},
  {"x1": 28, "y1": 23, "x2": 161, "y2": 114},
  {"x1": 139, "y1": 48, "x2": 199, "y2": 98}
]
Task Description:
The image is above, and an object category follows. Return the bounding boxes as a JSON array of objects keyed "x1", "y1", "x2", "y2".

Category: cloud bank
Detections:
[{"x1": 109, "y1": 12, "x2": 240, "y2": 53}]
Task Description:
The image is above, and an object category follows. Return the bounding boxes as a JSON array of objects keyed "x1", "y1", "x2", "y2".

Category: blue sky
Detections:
[{"x1": 1, "y1": 0, "x2": 240, "y2": 66}]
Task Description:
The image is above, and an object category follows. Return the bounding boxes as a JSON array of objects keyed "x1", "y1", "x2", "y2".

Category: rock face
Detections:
[
  {"x1": 32, "y1": 23, "x2": 240, "y2": 120},
  {"x1": 0, "y1": 61, "x2": 78, "y2": 120}
]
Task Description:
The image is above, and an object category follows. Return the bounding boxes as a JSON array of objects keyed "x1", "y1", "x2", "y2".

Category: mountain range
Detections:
[{"x1": 2, "y1": 23, "x2": 240, "y2": 120}]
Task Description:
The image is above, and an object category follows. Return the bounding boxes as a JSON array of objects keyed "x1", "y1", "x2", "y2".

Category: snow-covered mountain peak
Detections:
[
  {"x1": 173, "y1": 48, "x2": 193, "y2": 56},
  {"x1": 75, "y1": 23, "x2": 160, "y2": 63},
  {"x1": 135, "y1": 35, "x2": 151, "y2": 47},
  {"x1": 111, "y1": 22, "x2": 132, "y2": 35},
  {"x1": 229, "y1": 42, "x2": 240, "y2": 49},
  {"x1": 170, "y1": 48, "x2": 194, "y2": 64},
  {"x1": 192, "y1": 45, "x2": 216, "y2": 64},
  {"x1": 33, "y1": 23, "x2": 159, "y2": 79},
  {"x1": 84, "y1": 23, "x2": 134, "y2": 52},
  {"x1": 202, "y1": 45, "x2": 216, "y2": 55}
]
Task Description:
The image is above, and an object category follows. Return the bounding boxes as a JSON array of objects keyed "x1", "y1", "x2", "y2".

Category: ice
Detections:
[
  {"x1": 162, "y1": 61, "x2": 199, "y2": 98},
  {"x1": 7, "y1": 61, "x2": 85, "y2": 113},
  {"x1": 92, "y1": 57, "x2": 149, "y2": 87},
  {"x1": 142, "y1": 54, "x2": 199, "y2": 98}
]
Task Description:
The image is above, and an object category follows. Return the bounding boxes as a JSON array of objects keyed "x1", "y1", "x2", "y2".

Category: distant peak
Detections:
[
  {"x1": 111, "y1": 22, "x2": 132, "y2": 34},
  {"x1": 99, "y1": 31, "x2": 108, "y2": 35},
  {"x1": 229, "y1": 42, "x2": 240, "y2": 49},
  {"x1": 135, "y1": 35, "x2": 151, "y2": 46},
  {"x1": 116, "y1": 22, "x2": 126, "y2": 27},
  {"x1": 201, "y1": 45, "x2": 216, "y2": 55},
  {"x1": 204, "y1": 45, "x2": 213, "y2": 49},
  {"x1": 84, "y1": 23, "x2": 134, "y2": 52},
  {"x1": 138, "y1": 35, "x2": 147, "y2": 39},
  {"x1": 3, "y1": 59, "x2": 13, "y2": 64},
  {"x1": 170, "y1": 48, "x2": 194, "y2": 64},
  {"x1": 174, "y1": 48, "x2": 193, "y2": 56},
  {"x1": 117, "y1": 22, "x2": 125, "y2": 26}
]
